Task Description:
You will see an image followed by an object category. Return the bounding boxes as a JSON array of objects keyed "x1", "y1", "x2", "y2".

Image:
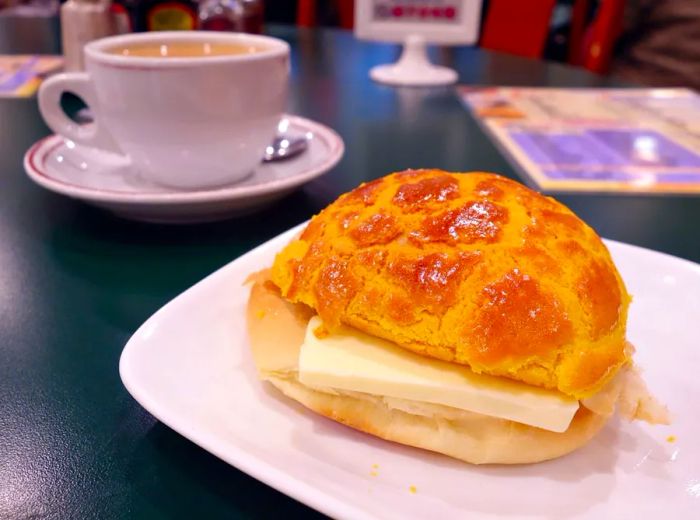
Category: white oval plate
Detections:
[
  {"x1": 120, "y1": 224, "x2": 700, "y2": 519},
  {"x1": 23, "y1": 115, "x2": 344, "y2": 223}
]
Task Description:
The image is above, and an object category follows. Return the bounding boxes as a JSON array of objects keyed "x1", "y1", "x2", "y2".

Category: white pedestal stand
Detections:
[{"x1": 370, "y1": 35, "x2": 458, "y2": 86}]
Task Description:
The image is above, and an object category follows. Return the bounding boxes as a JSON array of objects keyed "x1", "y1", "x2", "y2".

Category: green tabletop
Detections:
[{"x1": 1, "y1": 25, "x2": 698, "y2": 518}]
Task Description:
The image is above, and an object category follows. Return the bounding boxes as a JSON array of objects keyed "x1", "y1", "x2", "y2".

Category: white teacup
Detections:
[{"x1": 39, "y1": 31, "x2": 289, "y2": 189}]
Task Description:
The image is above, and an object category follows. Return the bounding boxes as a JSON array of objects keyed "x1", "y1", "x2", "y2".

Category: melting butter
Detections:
[{"x1": 299, "y1": 316, "x2": 579, "y2": 432}]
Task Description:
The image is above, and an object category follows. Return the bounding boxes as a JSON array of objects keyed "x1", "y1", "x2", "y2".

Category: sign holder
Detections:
[{"x1": 355, "y1": 1, "x2": 482, "y2": 86}]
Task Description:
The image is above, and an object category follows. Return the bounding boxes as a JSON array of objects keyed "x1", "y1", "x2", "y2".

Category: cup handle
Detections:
[{"x1": 38, "y1": 72, "x2": 123, "y2": 154}]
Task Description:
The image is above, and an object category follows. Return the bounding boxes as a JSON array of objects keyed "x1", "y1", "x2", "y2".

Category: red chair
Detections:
[
  {"x1": 480, "y1": 0, "x2": 558, "y2": 59},
  {"x1": 481, "y1": 0, "x2": 626, "y2": 74},
  {"x1": 576, "y1": 0, "x2": 626, "y2": 73},
  {"x1": 297, "y1": 0, "x2": 316, "y2": 27},
  {"x1": 568, "y1": 0, "x2": 590, "y2": 66},
  {"x1": 297, "y1": 0, "x2": 354, "y2": 29}
]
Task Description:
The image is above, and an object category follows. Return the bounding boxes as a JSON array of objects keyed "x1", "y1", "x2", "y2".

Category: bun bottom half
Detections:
[{"x1": 246, "y1": 272, "x2": 612, "y2": 465}]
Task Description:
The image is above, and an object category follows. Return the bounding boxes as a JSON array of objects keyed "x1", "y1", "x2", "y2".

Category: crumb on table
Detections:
[
  {"x1": 409, "y1": 485, "x2": 417, "y2": 494},
  {"x1": 666, "y1": 435, "x2": 677, "y2": 443}
]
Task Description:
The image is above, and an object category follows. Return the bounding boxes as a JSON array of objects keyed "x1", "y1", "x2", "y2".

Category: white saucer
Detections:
[{"x1": 23, "y1": 115, "x2": 344, "y2": 223}]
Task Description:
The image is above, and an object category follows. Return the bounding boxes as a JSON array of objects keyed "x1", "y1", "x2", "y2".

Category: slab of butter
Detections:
[{"x1": 299, "y1": 316, "x2": 579, "y2": 432}]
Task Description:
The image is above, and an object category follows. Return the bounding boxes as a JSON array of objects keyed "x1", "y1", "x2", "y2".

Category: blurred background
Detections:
[{"x1": 1, "y1": 0, "x2": 698, "y2": 90}]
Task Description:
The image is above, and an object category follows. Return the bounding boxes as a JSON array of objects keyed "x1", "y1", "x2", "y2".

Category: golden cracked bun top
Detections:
[{"x1": 271, "y1": 170, "x2": 631, "y2": 399}]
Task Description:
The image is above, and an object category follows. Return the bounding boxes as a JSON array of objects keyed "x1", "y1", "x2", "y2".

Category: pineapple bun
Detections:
[{"x1": 271, "y1": 169, "x2": 631, "y2": 399}]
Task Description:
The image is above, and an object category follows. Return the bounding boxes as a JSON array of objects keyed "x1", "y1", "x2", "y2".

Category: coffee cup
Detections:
[{"x1": 39, "y1": 31, "x2": 289, "y2": 189}]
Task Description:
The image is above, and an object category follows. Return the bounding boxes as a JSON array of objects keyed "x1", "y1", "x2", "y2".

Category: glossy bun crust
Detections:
[{"x1": 271, "y1": 170, "x2": 631, "y2": 398}]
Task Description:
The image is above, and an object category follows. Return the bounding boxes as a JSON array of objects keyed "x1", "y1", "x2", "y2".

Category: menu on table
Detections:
[
  {"x1": 459, "y1": 87, "x2": 700, "y2": 194},
  {"x1": 0, "y1": 55, "x2": 63, "y2": 97}
]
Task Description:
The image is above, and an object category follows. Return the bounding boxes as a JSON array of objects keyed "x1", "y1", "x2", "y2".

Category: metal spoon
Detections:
[
  {"x1": 263, "y1": 118, "x2": 311, "y2": 162},
  {"x1": 263, "y1": 134, "x2": 309, "y2": 162}
]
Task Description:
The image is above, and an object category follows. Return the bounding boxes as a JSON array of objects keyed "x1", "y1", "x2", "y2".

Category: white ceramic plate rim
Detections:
[
  {"x1": 120, "y1": 225, "x2": 700, "y2": 519},
  {"x1": 23, "y1": 115, "x2": 344, "y2": 205}
]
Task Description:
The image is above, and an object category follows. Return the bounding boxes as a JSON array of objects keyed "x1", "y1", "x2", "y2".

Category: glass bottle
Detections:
[{"x1": 199, "y1": 0, "x2": 263, "y2": 33}]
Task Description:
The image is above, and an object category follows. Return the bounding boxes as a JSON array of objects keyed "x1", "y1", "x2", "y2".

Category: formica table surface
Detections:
[{"x1": 1, "y1": 24, "x2": 698, "y2": 518}]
